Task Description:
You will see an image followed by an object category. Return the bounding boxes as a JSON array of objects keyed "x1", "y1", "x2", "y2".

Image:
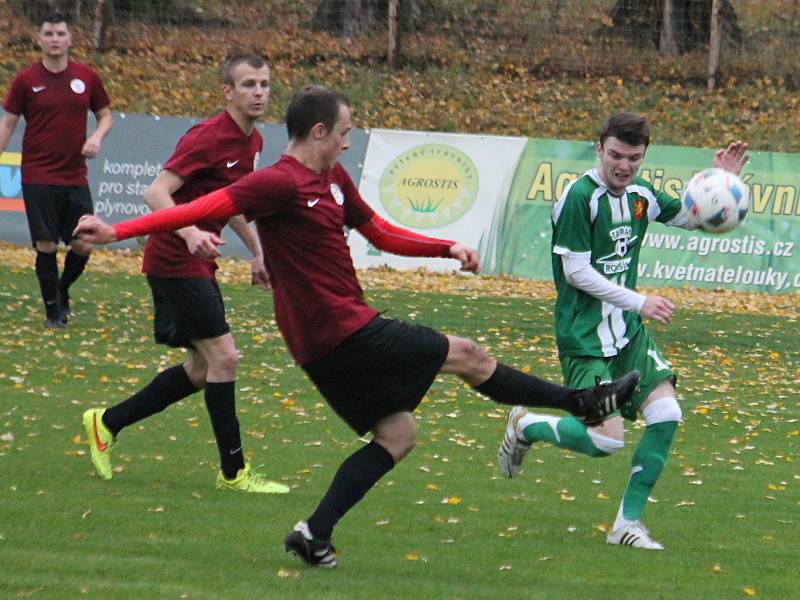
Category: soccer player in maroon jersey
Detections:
[
  {"x1": 0, "y1": 13, "x2": 112, "y2": 327},
  {"x1": 75, "y1": 85, "x2": 639, "y2": 567},
  {"x1": 80, "y1": 54, "x2": 287, "y2": 494}
]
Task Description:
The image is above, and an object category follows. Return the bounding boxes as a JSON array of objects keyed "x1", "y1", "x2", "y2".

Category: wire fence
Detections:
[{"x1": 5, "y1": 0, "x2": 799, "y2": 85}]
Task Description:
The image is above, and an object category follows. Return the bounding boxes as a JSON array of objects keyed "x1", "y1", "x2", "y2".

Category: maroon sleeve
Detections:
[
  {"x1": 3, "y1": 71, "x2": 28, "y2": 115},
  {"x1": 357, "y1": 214, "x2": 454, "y2": 257},
  {"x1": 336, "y1": 164, "x2": 374, "y2": 228},
  {"x1": 227, "y1": 166, "x2": 297, "y2": 221},
  {"x1": 163, "y1": 126, "x2": 214, "y2": 181},
  {"x1": 89, "y1": 69, "x2": 110, "y2": 112},
  {"x1": 114, "y1": 188, "x2": 237, "y2": 240}
]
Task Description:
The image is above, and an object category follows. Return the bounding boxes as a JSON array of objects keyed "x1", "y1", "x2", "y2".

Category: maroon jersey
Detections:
[
  {"x1": 141, "y1": 111, "x2": 262, "y2": 279},
  {"x1": 3, "y1": 60, "x2": 109, "y2": 185},
  {"x1": 229, "y1": 155, "x2": 379, "y2": 364}
]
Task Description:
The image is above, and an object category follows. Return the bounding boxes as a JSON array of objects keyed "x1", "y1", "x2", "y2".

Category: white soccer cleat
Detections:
[
  {"x1": 606, "y1": 521, "x2": 664, "y2": 550},
  {"x1": 498, "y1": 406, "x2": 532, "y2": 478}
]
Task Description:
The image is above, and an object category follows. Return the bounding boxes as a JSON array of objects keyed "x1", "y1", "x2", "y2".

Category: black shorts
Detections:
[
  {"x1": 302, "y1": 316, "x2": 450, "y2": 436},
  {"x1": 146, "y1": 276, "x2": 230, "y2": 349},
  {"x1": 22, "y1": 184, "x2": 93, "y2": 245}
]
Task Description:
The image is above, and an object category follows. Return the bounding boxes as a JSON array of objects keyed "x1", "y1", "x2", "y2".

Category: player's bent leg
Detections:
[
  {"x1": 288, "y1": 414, "x2": 410, "y2": 566},
  {"x1": 499, "y1": 411, "x2": 624, "y2": 478},
  {"x1": 443, "y1": 335, "x2": 638, "y2": 420},
  {"x1": 194, "y1": 335, "x2": 244, "y2": 476},
  {"x1": 34, "y1": 242, "x2": 62, "y2": 328},
  {"x1": 58, "y1": 239, "x2": 92, "y2": 321},
  {"x1": 196, "y1": 334, "x2": 288, "y2": 493},
  {"x1": 608, "y1": 386, "x2": 681, "y2": 550}
]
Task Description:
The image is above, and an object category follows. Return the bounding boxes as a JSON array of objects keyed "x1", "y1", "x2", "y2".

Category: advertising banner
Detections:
[
  {"x1": 493, "y1": 138, "x2": 800, "y2": 293},
  {"x1": 352, "y1": 128, "x2": 527, "y2": 272},
  {"x1": 0, "y1": 111, "x2": 369, "y2": 257}
]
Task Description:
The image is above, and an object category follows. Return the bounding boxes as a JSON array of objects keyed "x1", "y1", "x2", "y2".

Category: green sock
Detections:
[
  {"x1": 522, "y1": 415, "x2": 609, "y2": 457},
  {"x1": 620, "y1": 421, "x2": 678, "y2": 521}
]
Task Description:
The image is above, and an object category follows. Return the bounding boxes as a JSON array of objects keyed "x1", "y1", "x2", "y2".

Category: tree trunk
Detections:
[
  {"x1": 609, "y1": 0, "x2": 742, "y2": 53},
  {"x1": 93, "y1": 0, "x2": 110, "y2": 51},
  {"x1": 707, "y1": 0, "x2": 722, "y2": 91},
  {"x1": 314, "y1": 0, "x2": 421, "y2": 36},
  {"x1": 387, "y1": 0, "x2": 401, "y2": 68},
  {"x1": 659, "y1": 0, "x2": 679, "y2": 55}
]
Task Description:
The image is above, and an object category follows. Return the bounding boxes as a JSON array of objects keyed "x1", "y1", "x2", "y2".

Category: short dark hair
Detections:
[
  {"x1": 41, "y1": 12, "x2": 69, "y2": 27},
  {"x1": 599, "y1": 112, "x2": 650, "y2": 148},
  {"x1": 223, "y1": 53, "x2": 268, "y2": 86},
  {"x1": 285, "y1": 85, "x2": 349, "y2": 141}
]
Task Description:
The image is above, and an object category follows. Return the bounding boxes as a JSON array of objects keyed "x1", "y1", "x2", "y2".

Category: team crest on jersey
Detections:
[
  {"x1": 633, "y1": 199, "x2": 645, "y2": 219},
  {"x1": 330, "y1": 183, "x2": 344, "y2": 205},
  {"x1": 597, "y1": 225, "x2": 639, "y2": 275},
  {"x1": 70, "y1": 78, "x2": 86, "y2": 94}
]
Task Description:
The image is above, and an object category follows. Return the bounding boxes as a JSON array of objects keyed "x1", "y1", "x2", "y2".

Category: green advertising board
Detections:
[{"x1": 493, "y1": 138, "x2": 800, "y2": 293}]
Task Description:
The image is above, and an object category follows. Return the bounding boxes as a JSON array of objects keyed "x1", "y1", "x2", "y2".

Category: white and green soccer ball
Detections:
[{"x1": 682, "y1": 167, "x2": 749, "y2": 234}]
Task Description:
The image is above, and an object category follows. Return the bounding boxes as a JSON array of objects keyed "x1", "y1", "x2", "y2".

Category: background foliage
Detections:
[{"x1": 1, "y1": 0, "x2": 799, "y2": 151}]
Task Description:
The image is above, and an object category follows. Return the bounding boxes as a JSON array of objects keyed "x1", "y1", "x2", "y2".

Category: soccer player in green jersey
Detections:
[{"x1": 498, "y1": 112, "x2": 748, "y2": 549}]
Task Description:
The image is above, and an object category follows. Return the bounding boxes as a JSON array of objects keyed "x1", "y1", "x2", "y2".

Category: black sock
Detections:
[
  {"x1": 473, "y1": 363, "x2": 572, "y2": 409},
  {"x1": 307, "y1": 440, "x2": 395, "y2": 540},
  {"x1": 102, "y1": 365, "x2": 199, "y2": 436},
  {"x1": 59, "y1": 250, "x2": 89, "y2": 298},
  {"x1": 204, "y1": 381, "x2": 245, "y2": 479},
  {"x1": 35, "y1": 251, "x2": 59, "y2": 318}
]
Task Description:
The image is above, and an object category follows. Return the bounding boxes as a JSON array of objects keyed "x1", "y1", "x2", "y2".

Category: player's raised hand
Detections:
[
  {"x1": 73, "y1": 215, "x2": 117, "y2": 244},
  {"x1": 713, "y1": 140, "x2": 749, "y2": 175},
  {"x1": 449, "y1": 243, "x2": 480, "y2": 274},
  {"x1": 640, "y1": 295, "x2": 674, "y2": 325}
]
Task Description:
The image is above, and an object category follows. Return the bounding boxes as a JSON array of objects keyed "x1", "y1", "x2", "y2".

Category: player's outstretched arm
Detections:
[
  {"x1": 713, "y1": 140, "x2": 749, "y2": 175},
  {"x1": 74, "y1": 188, "x2": 237, "y2": 243},
  {"x1": 357, "y1": 214, "x2": 476, "y2": 270}
]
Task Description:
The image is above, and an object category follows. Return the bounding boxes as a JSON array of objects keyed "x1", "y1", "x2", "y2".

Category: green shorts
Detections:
[{"x1": 560, "y1": 328, "x2": 675, "y2": 421}]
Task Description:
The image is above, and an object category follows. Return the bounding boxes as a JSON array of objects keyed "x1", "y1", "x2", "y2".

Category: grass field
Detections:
[{"x1": 1, "y1": 248, "x2": 798, "y2": 599}]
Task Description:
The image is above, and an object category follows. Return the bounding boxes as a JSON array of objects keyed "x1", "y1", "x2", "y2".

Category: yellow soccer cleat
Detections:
[
  {"x1": 83, "y1": 408, "x2": 115, "y2": 480},
  {"x1": 215, "y1": 463, "x2": 290, "y2": 494}
]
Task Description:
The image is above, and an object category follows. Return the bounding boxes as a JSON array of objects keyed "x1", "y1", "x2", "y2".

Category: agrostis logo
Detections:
[{"x1": 379, "y1": 144, "x2": 478, "y2": 229}]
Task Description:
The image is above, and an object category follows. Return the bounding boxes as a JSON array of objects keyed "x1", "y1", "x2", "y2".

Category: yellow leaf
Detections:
[
  {"x1": 405, "y1": 552, "x2": 420, "y2": 561},
  {"x1": 743, "y1": 586, "x2": 757, "y2": 597}
]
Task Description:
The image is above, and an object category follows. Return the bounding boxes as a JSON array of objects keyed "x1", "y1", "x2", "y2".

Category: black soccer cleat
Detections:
[
  {"x1": 284, "y1": 521, "x2": 337, "y2": 568},
  {"x1": 567, "y1": 370, "x2": 640, "y2": 426}
]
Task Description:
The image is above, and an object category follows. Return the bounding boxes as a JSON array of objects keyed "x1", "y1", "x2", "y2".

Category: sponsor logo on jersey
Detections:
[
  {"x1": 330, "y1": 183, "x2": 344, "y2": 205},
  {"x1": 379, "y1": 143, "x2": 478, "y2": 229},
  {"x1": 70, "y1": 78, "x2": 86, "y2": 94},
  {"x1": 226, "y1": 160, "x2": 239, "y2": 168},
  {"x1": 32, "y1": 85, "x2": 46, "y2": 93}
]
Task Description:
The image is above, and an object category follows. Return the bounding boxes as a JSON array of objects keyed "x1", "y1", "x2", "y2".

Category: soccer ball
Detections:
[{"x1": 682, "y1": 168, "x2": 749, "y2": 234}]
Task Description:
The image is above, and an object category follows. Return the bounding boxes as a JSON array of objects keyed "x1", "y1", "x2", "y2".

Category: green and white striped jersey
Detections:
[{"x1": 551, "y1": 168, "x2": 684, "y2": 358}]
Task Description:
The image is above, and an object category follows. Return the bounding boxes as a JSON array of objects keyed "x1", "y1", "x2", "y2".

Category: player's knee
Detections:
[
  {"x1": 446, "y1": 336, "x2": 492, "y2": 376},
  {"x1": 70, "y1": 239, "x2": 93, "y2": 256},
  {"x1": 643, "y1": 396, "x2": 682, "y2": 426},
  {"x1": 36, "y1": 241, "x2": 57, "y2": 253},
  {"x1": 587, "y1": 427, "x2": 625, "y2": 456}
]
